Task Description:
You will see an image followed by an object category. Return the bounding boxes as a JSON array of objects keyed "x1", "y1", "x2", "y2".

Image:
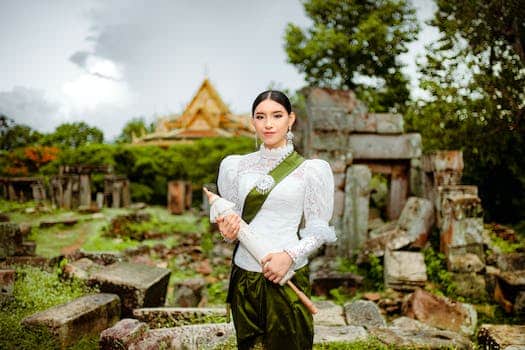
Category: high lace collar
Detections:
[{"x1": 259, "y1": 143, "x2": 294, "y2": 160}]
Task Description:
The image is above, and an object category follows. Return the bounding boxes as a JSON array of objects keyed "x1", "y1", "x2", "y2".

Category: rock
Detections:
[
  {"x1": 68, "y1": 249, "x2": 122, "y2": 265},
  {"x1": 447, "y1": 253, "x2": 485, "y2": 273},
  {"x1": 132, "y1": 307, "x2": 227, "y2": 328},
  {"x1": 166, "y1": 323, "x2": 235, "y2": 349},
  {"x1": 173, "y1": 277, "x2": 207, "y2": 307},
  {"x1": 370, "y1": 327, "x2": 472, "y2": 349},
  {"x1": 89, "y1": 262, "x2": 171, "y2": 316},
  {"x1": 312, "y1": 132, "x2": 349, "y2": 151},
  {"x1": 384, "y1": 250, "x2": 427, "y2": 290},
  {"x1": 450, "y1": 272, "x2": 488, "y2": 300},
  {"x1": 15, "y1": 241, "x2": 36, "y2": 256},
  {"x1": 396, "y1": 197, "x2": 434, "y2": 247},
  {"x1": 493, "y1": 253, "x2": 525, "y2": 272},
  {"x1": 357, "y1": 228, "x2": 411, "y2": 263},
  {"x1": 390, "y1": 316, "x2": 436, "y2": 331},
  {"x1": 477, "y1": 324, "x2": 525, "y2": 349},
  {"x1": 39, "y1": 217, "x2": 78, "y2": 227},
  {"x1": 348, "y1": 133, "x2": 422, "y2": 160},
  {"x1": 99, "y1": 318, "x2": 149, "y2": 350},
  {"x1": 0, "y1": 269, "x2": 15, "y2": 303},
  {"x1": 195, "y1": 259, "x2": 213, "y2": 275},
  {"x1": 313, "y1": 300, "x2": 346, "y2": 326},
  {"x1": 368, "y1": 221, "x2": 397, "y2": 239},
  {"x1": 344, "y1": 300, "x2": 386, "y2": 329},
  {"x1": 515, "y1": 291, "x2": 525, "y2": 314},
  {"x1": 495, "y1": 270, "x2": 525, "y2": 313},
  {"x1": 63, "y1": 258, "x2": 101, "y2": 280},
  {"x1": 363, "y1": 292, "x2": 381, "y2": 302},
  {"x1": 402, "y1": 288, "x2": 477, "y2": 336},
  {"x1": 22, "y1": 293, "x2": 120, "y2": 349},
  {"x1": 313, "y1": 325, "x2": 368, "y2": 345}
]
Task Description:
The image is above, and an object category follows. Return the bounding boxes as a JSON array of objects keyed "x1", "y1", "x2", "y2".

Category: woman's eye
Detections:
[
  {"x1": 255, "y1": 115, "x2": 264, "y2": 120},
  {"x1": 274, "y1": 114, "x2": 282, "y2": 118}
]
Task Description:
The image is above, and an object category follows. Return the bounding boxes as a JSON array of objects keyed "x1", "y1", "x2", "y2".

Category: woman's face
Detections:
[{"x1": 252, "y1": 99, "x2": 295, "y2": 149}]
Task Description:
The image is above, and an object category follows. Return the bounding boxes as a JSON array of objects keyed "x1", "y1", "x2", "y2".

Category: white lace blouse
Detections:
[{"x1": 217, "y1": 143, "x2": 336, "y2": 273}]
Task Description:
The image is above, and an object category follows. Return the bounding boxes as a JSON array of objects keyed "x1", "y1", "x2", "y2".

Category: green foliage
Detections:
[
  {"x1": 41, "y1": 122, "x2": 104, "y2": 148},
  {"x1": 423, "y1": 246, "x2": 456, "y2": 298},
  {"x1": 116, "y1": 116, "x2": 155, "y2": 143},
  {"x1": 0, "y1": 266, "x2": 97, "y2": 350},
  {"x1": 284, "y1": 0, "x2": 419, "y2": 112},
  {"x1": 0, "y1": 115, "x2": 42, "y2": 150},
  {"x1": 366, "y1": 254, "x2": 384, "y2": 291},
  {"x1": 405, "y1": 0, "x2": 525, "y2": 223}
]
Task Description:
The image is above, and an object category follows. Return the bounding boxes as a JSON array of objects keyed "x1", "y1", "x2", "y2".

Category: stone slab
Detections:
[
  {"x1": 370, "y1": 327, "x2": 472, "y2": 349},
  {"x1": 89, "y1": 262, "x2": 171, "y2": 316},
  {"x1": 313, "y1": 300, "x2": 346, "y2": 326},
  {"x1": 358, "y1": 228, "x2": 411, "y2": 263},
  {"x1": 99, "y1": 318, "x2": 149, "y2": 350},
  {"x1": 447, "y1": 253, "x2": 485, "y2": 273},
  {"x1": 450, "y1": 272, "x2": 488, "y2": 300},
  {"x1": 312, "y1": 132, "x2": 348, "y2": 151},
  {"x1": 132, "y1": 307, "x2": 227, "y2": 328},
  {"x1": 344, "y1": 300, "x2": 386, "y2": 329},
  {"x1": 0, "y1": 269, "x2": 15, "y2": 296},
  {"x1": 384, "y1": 250, "x2": 427, "y2": 290},
  {"x1": 0, "y1": 222, "x2": 19, "y2": 258},
  {"x1": 162, "y1": 323, "x2": 235, "y2": 349},
  {"x1": 313, "y1": 325, "x2": 368, "y2": 345},
  {"x1": 348, "y1": 133, "x2": 422, "y2": 160},
  {"x1": 22, "y1": 293, "x2": 120, "y2": 348}
]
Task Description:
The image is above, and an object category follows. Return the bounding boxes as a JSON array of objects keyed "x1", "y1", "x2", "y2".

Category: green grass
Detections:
[{"x1": 0, "y1": 266, "x2": 99, "y2": 350}]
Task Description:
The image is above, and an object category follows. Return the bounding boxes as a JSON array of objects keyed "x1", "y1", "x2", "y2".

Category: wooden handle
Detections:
[{"x1": 287, "y1": 281, "x2": 318, "y2": 314}]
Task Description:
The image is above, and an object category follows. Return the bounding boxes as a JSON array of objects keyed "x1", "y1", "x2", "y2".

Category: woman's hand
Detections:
[
  {"x1": 216, "y1": 213, "x2": 241, "y2": 241},
  {"x1": 261, "y1": 252, "x2": 293, "y2": 284}
]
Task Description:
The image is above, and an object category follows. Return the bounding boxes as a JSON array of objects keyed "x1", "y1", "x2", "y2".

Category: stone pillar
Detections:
[
  {"x1": 342, "y1": 165, "x2": 371, "y2": 256},
  {"x1": 168, "y1": 181, "x2": 187, "y2": 215},
  {"x1": 64, "y1": 177, "x2": 73, "y2": 210},
  {"x1": 79, "y1": 174, "x2": 91, "y2": 207},
  {"x1": 184, "y1": 182, "x2": 192, "y2": 210},
  {"x1": 8, "y1": 183, "x2": 16, "y2": 201},
  {"x1": 122, "y1": 180, "x2": 131, "y2": 207},
  {"x1": 96, "y1": 192, "x2": 104, "y2": 209},
  {"x1": 112, "y1": 182, "x2": 122, "y2": 208},
  {"x1": 387, "y1": 164, "x2": 409, "y2": 220}
]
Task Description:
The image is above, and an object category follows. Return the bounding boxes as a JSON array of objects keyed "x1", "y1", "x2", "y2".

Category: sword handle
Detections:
[{"x1": 286, "y1": 280, "x2": 318, "y2": 314}]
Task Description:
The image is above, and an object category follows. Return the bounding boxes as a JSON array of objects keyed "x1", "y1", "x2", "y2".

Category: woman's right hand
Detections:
[{"x1": 216, "y1": 213, "x2": 241, "y2": 241}]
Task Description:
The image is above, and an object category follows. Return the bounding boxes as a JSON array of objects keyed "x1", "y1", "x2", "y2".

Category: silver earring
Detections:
[{"x1": 286, "y1": 126, "x2": 294, "y2": 146}]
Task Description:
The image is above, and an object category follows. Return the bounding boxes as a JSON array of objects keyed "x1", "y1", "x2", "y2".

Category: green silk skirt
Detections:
[{"x1": 229, "y1": 264, "x2": 314, "y2": 350}]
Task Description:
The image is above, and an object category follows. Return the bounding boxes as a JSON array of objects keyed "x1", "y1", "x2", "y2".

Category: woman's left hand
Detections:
[{"x1": 261, "y1": 252, "x2": 293, "y2": 284}]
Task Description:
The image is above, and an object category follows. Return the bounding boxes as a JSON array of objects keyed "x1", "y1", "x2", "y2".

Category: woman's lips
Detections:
[{"x1": 263, "y1": 132, "x2": 276, "y2": 136}]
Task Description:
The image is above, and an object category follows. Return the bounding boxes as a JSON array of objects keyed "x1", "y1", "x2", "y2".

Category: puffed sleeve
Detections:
[
  {"x1": 284, "y1": 159, "x2": 336, "y2": 264},
  {"x1": 217, "y1": 155, "x2": 242, "y2": 215}
]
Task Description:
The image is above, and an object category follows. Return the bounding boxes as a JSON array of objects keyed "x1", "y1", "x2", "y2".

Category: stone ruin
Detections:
[{"x1": 0, "y1": 176, "x2": 47, "y2": 202}]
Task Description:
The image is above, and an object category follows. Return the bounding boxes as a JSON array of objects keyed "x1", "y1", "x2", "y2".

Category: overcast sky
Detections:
[{"x1": 0, "y1": 0, "x2": 438, "y2": 141}]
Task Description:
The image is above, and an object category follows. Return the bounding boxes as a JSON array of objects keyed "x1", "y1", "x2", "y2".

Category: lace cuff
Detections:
[{"x1": 284, "y1": 219, "x2": 336, "y2": 266}]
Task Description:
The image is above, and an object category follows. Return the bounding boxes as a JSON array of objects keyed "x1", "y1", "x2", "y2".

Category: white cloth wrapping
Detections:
[{"x1": 217, "y1": 144, "x2": 336, "y2": 273}]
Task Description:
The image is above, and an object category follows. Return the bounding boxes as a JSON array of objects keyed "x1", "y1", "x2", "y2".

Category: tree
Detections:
[
  {"x1": 116, "y1": 117, "x2": 155, "y2": 144},
  {"x1": 0, "y1": 115, "x2": 42, "y2": 150},
  {"x1": 284, "y1": 0, "x2": 419, "y2": 112},
  {"x1": 41, "y1": 122, "x2": 104, "y2": 148},
  {"x1": 405, "y1": 0, "x2": 525, "y2": 223}
]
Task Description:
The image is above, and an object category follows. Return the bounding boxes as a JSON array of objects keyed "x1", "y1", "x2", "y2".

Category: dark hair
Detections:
[{"x1": 251, "y1": 90, "x2": 292, "y2": 116}]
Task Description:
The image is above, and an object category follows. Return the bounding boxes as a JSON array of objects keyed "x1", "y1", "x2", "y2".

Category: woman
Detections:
[{"x1": 216, "y1": 90, "x2": 336, "y2": 349}]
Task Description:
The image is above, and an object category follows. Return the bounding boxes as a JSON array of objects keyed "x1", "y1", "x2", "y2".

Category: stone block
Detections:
[
  {"x1": 402, "y1": 288, "x2": 477, "y2": 336},
  {"x1": 450, "y1": 272, "x2": 488, "y2": 300},
  {"x1": 313, "y1": 300, "x2": 346, "y2": 326},
  {"x1": 348, "y1": 133, "x2": 422, "y2": 160},
  {"x1": 342, "y1": 165, "x2": 371, "y2": 255},
  {"x1": 447, "y1": 253, "x2": 485, "y2": 273},
  {"x1": 384, "y1": 250, "x2": 427, "y2": 291},
  {"x1": 477, "y1": 324, "x2": 525, "y2": 349},
  {"x1": 333, "y1": 173, "x2": 345, "y2": 190},
  {"x1": 164, "y1": 323, "x2": 235, "y2": 349},
  {"x1": 22, "y1": 293, "x2": 120, "y2": 349},
  {"x1": 308, "y1": 106, "x2": 354, "y2": 132},
  {"x1": 312, "y1": 132, "x2": 348, "y2": 151},
  {"x1": 357, "y1": 228, "x2": 411, "y2": 263},
  {"x1": 0, "y1": 269, "x2": 15, "y2": 300},
  {"x1": 333, "y1": 189, "x2": 345, "y2": 218},
  {"x1": 0, "y1": 222, "x2": 19, "y2": 258},
  {"x1": 311, "y1": 150, "x2": 352, "y2": 173},
  {"x1": 172, "y1": 277, "x2": 207, "y2": 307},
  {"x1": 313, "y1": 325, "x2": 368, "y2": 345},
  {"x1": 494, "y1": 253, "x2": 525, "y2": 272},
  {"x1": 89, "y1": 262, "x2": 171, "y2": 316},
  {"x1": 370, "y1": 327, "x2": 472, "y2": 349},
  {"x1": 132, "y1": 307, "x2": 227, "y2": 328},
  {"x1": 344, "y1": 300, "x2": 386, "y2": 329},
  {"x1": 374, "y1": 113, "x2": 404, "y2": 134},
  {"x1": 396, "y1": 197, "x2": 434, "y2": 247},
  {"x1": 99, "y1": 318, "x2": 149, "y2": 350},
  {"x1": 353, "y1": 112, "x2": 377, "y2": 132}
]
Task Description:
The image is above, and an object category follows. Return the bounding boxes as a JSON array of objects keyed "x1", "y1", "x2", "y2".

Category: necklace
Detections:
[{"x1": 254, "y1": 144, "x2": 294, "y2": 194}]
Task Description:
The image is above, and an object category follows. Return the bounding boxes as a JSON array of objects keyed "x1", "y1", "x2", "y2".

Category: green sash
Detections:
[{"x1": 241, "y1": 151, "x2": 305, "y2": 224}]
